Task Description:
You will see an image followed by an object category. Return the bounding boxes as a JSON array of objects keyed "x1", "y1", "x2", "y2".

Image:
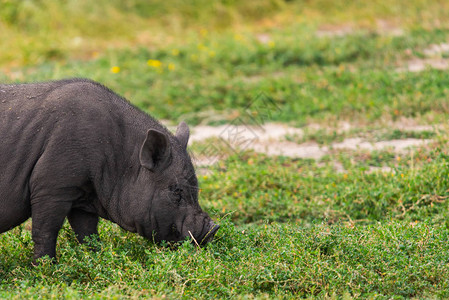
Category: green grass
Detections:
[
  {"x1": 2, "y1": 0, "x2": 449, "y2": 298},
  {"x1": 4, "y1": 27, "x2": 449, "y2": 126},
  {"x1": 199, "y1": 143, "x2": 449, "y2": 226},
  {"x1": 2, "y1": 218, "x2": 449, "y2": 298}
]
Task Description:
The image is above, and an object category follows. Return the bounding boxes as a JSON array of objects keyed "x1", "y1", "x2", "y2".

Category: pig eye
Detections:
[
  {"x1": 169, "y1": 185, "x2": 183, "y2": 195},
  {"x1": 169, "y1": 185, "x2": 183, "y2": 202}
]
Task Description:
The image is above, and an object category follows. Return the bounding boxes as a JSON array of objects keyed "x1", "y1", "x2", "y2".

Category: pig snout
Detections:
[{"x1": 198, "y1": 221, "x2": 220, "y2": 246}]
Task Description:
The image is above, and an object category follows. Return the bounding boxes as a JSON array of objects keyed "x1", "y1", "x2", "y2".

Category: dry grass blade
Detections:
[{"x1": 188, "y1": 230, "x2": 200, "y2": 248}]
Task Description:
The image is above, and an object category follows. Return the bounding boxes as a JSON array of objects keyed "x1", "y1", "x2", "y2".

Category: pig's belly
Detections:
[{"x1": 0, "y1": 184, "x2": 31, "y2": 233}]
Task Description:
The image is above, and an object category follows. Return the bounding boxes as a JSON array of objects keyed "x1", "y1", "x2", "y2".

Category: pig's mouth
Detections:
[
  {"x1": 149, "y1": 220, "x2": 220, "y2": 246},
  {"x1": 194, "y1": 221, "x2": 220, "y2": 246}
]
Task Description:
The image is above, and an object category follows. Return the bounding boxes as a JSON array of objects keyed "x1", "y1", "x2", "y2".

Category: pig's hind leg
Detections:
[{"x1": 30, "y1": 196, "x2": 73, "y2": 264}]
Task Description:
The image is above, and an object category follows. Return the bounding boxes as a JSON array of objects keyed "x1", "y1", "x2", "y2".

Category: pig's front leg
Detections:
[{"x1": 68, "y1": 208, "x2": 99, "y2": 244}]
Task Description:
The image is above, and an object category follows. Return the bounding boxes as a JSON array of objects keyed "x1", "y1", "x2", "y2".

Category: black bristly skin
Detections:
[{"x1": 0, "y1": 78, "x2": 219, "y2": 264}]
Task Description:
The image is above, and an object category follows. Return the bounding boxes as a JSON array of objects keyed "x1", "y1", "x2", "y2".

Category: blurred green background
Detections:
[{"x1": 2, "y1": 0, "x2": 449, "y2": 126}]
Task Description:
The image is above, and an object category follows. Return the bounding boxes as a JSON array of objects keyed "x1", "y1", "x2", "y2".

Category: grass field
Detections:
[{"x1": 2, "y1": 0, "x2": 449, "y2": 298}]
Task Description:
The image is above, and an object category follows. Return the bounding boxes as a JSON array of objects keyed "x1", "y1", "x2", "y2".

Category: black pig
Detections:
[{"x1": 0, "y1": 79, "x2": 219, "y2": 262}]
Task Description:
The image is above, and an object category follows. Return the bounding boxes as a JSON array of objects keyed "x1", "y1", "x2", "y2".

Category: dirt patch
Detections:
[
  {"x1": 189, "y1": 122, "x2": 435, "y2": 168},
  {"x1": 423, "y1": 43, "x2": 449, "y2": 57},
  {"x1": 400, "y1": 58, "x2": 449, "y2": 72},
  {"x1": 251, "y1": 141, "x2": 326, "y2": 159},
  {"x1": 330, "y1": 138, "x2": 430, "y2": 152},
  {"x1": 316, "y1": 25, "x2": 354, "y2": 37},
  {"x1": 376, "y1": 19, "x2": 404, "y2": 36},
  {"x1": 398, "y1": 42, "x2": 449, "y2": 72},
  {"x1": 316, "y1": 20, "x2": 403, "y2": 37},
  {"x1": 256, "y1": 33, "x2": 272, "y2": 44},
  {"x1": 190, "y1": 123, "x2": 304, "y2": 143}
]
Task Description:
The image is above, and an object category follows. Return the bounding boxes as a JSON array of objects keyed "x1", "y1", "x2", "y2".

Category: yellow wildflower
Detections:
[
  {"x1": 168, "y1": 63, "x2": 175, "y2": 71},
  {"x1": 147, "y1": 59, "x2": 162, "y2": 68},
  {"x1": 110, "y1": 66, "x2": 120, "y2": 74},
  {"x1": 171, "y1": 49, "x2": 180, "y2": 56}
]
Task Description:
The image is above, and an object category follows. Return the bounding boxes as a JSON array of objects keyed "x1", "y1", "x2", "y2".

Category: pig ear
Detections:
[
  {"x1": 140, "y1": 129, "x2": 171, "y2": 172},
  {"x1": 175, "y1": 121, "x2": 190, "y2": 149}
]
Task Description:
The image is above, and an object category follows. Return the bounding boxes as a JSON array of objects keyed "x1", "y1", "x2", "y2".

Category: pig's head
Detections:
[{"x1": 134, "y1": 121, "x2": 219, "y2": 246}]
